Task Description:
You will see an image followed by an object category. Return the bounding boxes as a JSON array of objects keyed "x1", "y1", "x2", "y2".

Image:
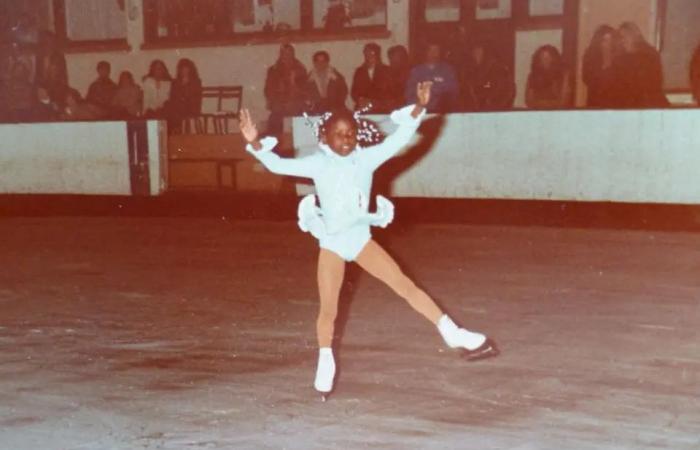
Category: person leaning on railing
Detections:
[
  {"x1": 582, "y1": 25, "x2": 619, "y2": 109},
  {"x1": 163, "y1": 58, "x2": 203, "y2": 133},
  {"x1": 611, "y1": 22, "x2": 668, "y2": 109},
  {"x1": 304, "y1": 50, "x2": 348, "y2": 115},
  {"x1": 264, "y1": 43, "x2": 307, "y2": 137},
  {"x1": 525, "y1": 45, "x2": 572, "y2": 110}
]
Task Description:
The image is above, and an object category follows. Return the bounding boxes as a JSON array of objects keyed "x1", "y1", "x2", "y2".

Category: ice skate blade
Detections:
[{"x1": 461, "y1": 339, "x2": 499, "y2": 362}]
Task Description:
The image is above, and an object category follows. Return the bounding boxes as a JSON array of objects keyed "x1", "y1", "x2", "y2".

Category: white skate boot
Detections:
[
  {"x1": 314, "y1": 347, "x2": 336, "y2": 401},
  {"x1": 437, "y1": 315, "x2": 499, "y2": 361}
]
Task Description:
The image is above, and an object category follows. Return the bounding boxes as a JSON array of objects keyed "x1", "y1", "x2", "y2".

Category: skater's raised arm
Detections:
[
  {"x1": 240, "y1": 109, "x2": 319, "y2": 179},
  {"x1": 239, "y1": 109, "x2": 264, "y2": 150},
  {"x1": 410, "y1": 81, "x2": 432, "y2": 119},
  {"x1": 361, "y1": 82, "x2": 432, "y2": 171}
]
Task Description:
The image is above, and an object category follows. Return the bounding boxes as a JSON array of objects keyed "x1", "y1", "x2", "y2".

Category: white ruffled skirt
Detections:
[{"x1": 296, "y1": 194, "x2": 395, "y2": 261}]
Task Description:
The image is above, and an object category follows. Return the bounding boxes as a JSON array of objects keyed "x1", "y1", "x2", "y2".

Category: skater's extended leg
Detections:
[
  {"x1": 316, "y1": 248, "x2": 345, "y2": 347},
  {"x1": 355, "y1": 240, "x2": 443, "y2": 324},
  {"x1": 356, "y1": 240, "x2": 496, "y2": 357}
]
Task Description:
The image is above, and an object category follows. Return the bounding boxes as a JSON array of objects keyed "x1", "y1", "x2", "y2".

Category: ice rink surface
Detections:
[{"x1": 1, "y1": 218, "x2": 699, "y2": 449}]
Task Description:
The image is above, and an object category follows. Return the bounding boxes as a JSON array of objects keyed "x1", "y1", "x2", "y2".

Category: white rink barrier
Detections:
[
  {"x1": 0, "y1": 120, "x2": 167, "y2": 196},
  {"x1": 293, "y1": 109, "x2": 700, "y2": 204}
]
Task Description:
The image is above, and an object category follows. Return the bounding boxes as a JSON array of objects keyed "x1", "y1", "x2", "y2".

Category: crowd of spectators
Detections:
[
  {"x1": 582, "y1": 22, "x2": 669, "y2": 109},
  {"x1": 260, "y1": 21, "x2": 700, "y2": 132},
  {"x1": 0, "y1": 31, "x2": 203, "y2": 127},
  {"x1": 0, "y1": 55, "x2": 203, "y2": 126},
  {"x1": 2, "y1": 20, "x2": 700, "y2": 130}
]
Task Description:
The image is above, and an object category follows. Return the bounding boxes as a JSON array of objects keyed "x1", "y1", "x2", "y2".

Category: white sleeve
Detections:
[
  {"x1": 246, "y1": 137, "x2": 319, "y2": 179},
  {"x1": 359, "y1": 105, "x2": 425, "y2": 171}
]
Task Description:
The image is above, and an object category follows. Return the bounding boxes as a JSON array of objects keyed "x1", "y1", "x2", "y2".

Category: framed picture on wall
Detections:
[
  {"x1": 312, "y1": 0, "x2": 387, "y2": 30},
  {"x1": 65, "y1": 0, "x2": 127, "y2": 41},
  {"x1": 476, "y1": 0, "x2": 511, "y2": 20},
  {"x1": 424, "y1": 0, "x2": 460, "y2": 23},
  {"x1": 477, "y1": 0, "x2": 498, "y2": 8},
  {"x1": 529, "y1": 0, "x2": 564, "y2": 17},
  {"x1": 232, "y1": 0, "x2": 301, "y2": 33}
]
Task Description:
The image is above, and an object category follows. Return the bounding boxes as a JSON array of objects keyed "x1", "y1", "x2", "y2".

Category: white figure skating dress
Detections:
[{"x1": 246, "y1": 105, "x2": 424, "y2": 261}]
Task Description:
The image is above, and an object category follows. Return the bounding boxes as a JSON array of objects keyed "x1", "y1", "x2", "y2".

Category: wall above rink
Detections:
[
  {"x1": 293, "y1": 109, "x2": 700, "y2": 204},
  {"x1": 0, "y1": 121, "x2": 167, "y2": 196}
]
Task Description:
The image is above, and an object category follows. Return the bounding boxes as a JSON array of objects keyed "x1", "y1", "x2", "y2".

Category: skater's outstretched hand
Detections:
[
  {"x1": 412, "y1": 81, "x2": 433, "y2": 118},
  {"x1": 416, "y1": 81, "x2": 433, "y2": 107},
  {"x1": 239, "y1": 109, "x2": 262, "y2": 150}
]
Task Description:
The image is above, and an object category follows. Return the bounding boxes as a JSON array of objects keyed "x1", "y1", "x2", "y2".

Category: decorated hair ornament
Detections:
[
  {"x1": 303, "y1": 111, "x2": 332, "y2": 141},
  {"x1": 353, "y1": 103, "x2": 374, "y2": 118},
  {"x1": 352, "y1": 103, "x2": 385, "y2": 147},
  {"x1": 303, "y1": 103, "x2": 385, "y2": 147}
]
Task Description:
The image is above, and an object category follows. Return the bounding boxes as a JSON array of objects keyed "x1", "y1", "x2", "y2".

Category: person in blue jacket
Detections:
[{"x1": 405, "y1": 42, "x2": 459, "y2": 113}]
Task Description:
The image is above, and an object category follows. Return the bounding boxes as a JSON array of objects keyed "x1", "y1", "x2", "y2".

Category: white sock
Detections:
[
  {"x1": 314, "y1": 347, "x2": 336, "y2": 393},
  {"x1": 437, "y1": 315, "x2": 486, "y2": 351}
]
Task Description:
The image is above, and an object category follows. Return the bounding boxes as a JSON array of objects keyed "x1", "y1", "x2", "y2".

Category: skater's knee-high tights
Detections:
[{"x1": 316, "y1": 240, "x2": 443, "y2": 348}]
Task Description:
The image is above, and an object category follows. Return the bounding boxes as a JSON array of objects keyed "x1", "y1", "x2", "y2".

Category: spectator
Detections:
[
  {"x1": 351, "y1": 42, "x2": 391, "y2": 112},
  {"x1": 462, "y1": 41, "x2": 515, "y2": 111},
  {"x1": 111, "y1": 71, "x2": 143, "y2": 119},
  {"x1": 2, "y1": 62, "x2": 35, "y2": 121},
  {"x1": 142, "y1": 59, "x2": 172, "y2": 118},
  {"x1": 60, "y1": 89, "x2": 102, "y2": 121},
  {"x1": 583, "y1": 25, "x2": 619, "y2": 108},
  {"x1": 304, "y1": 51, "x2": 348, "y2": 114},
  {"x1": 33, "y1": 85, "x2": 60, "y2": 121},
  {"x1": 386, "y1": 45, "x2": 411, "y2": 110},
  {"x1": 691, "y1": 44, "x2": 700, "y2": 106},
  {"x1": 165, "y1": 58, "x2": 203, "y2": 131},
  {"x1": 405, "y1": 42, "x2": 459, "y2": 113},
  {"x1": 35, "y1": 31, "x2": 68, "y2": 107},
  {"x1": 264, "y1": 44, "x2": 307, "y2": 136},
  {"x1": 525, "y1": 45, "x2": 572, "y2": 109},
  {"x1": 86, "y1": 61, "x2": 117, "y2": 112},
  {"x1": 445, "y1": 25, "x2": 470, "y2": 76},
  {"x1": 41, "y1": 59, "x2": 70, "y2": 108},
  {"x1": 613, "y1": 22, "x2": 668, "y2": 108}
]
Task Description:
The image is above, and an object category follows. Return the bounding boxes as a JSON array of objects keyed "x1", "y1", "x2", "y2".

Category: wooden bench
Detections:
[{"x1": 167, "y1": 132, "x2": 293, "y2": 192}]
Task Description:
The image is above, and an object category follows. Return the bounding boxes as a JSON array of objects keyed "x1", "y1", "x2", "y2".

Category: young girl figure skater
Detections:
[{"x1": 239, "y1": 81, "x2": 497, "y2": 400}]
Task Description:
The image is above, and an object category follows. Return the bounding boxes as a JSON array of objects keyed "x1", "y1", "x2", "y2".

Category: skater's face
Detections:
[{"x1": 322, "y1": 117, "x2": 357, "y2": 156}]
